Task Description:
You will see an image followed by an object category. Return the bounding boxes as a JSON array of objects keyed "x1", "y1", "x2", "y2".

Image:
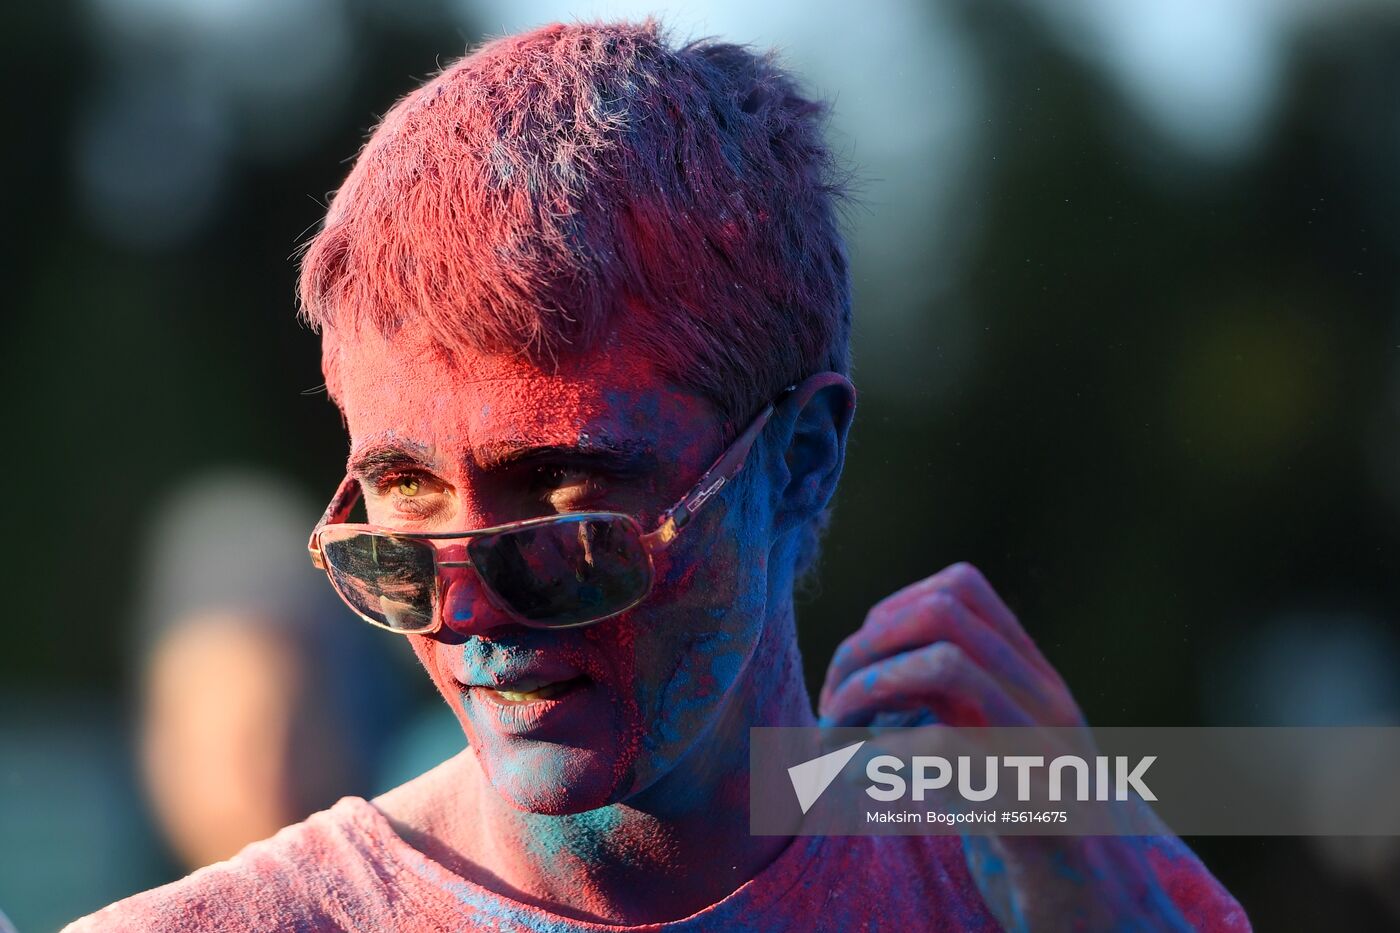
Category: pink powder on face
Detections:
[{"x1": 332, "y1": 321, "x2": 771, "y2": 819}]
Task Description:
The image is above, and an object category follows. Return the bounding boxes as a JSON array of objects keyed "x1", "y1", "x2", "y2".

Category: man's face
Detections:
[{"x1": 333, "y1": 326, "x2": 774, "y2": 813}]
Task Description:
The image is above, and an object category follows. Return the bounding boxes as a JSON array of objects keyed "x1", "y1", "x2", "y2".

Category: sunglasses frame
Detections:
[{"x1": 307, "y1": 377, "x2": 843, "y2": 634}]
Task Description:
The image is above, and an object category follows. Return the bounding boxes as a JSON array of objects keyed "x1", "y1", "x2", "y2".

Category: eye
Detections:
[{"x1": 373, "y1": 471, "x2": 446, "y2": 506}]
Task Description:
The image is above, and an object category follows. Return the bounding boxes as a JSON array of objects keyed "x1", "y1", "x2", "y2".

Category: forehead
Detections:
[{"x1": 332, "y1": 325, "x2": 715, "y2": 461}]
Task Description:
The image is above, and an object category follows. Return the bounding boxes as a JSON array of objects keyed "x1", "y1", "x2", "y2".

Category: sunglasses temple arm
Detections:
[
  {"x1": 643, "y1": 400, "x2": 781, "y2": 551},
  {"x1": 308, "y1": 475, "x2": 364, "y2": 569}
]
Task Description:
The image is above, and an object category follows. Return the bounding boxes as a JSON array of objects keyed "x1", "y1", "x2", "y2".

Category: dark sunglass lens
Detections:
[
  {"x1": 322, "y1": 532, "x2": 437, "y2": 632},
  {"x1": 468, "y1": 516, "x2": 650, "y2": 626}
]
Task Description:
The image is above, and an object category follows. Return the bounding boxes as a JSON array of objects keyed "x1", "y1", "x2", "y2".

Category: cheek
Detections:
[
  {"x1": 653, "y1": 527, "x2": 746, "y2": 614},
  {"x1": 654, "y1": 484, "x2": 771, "y2": 636},
  {"x1": 628, "y1": 497, "x2": 770, "y2": 730}
]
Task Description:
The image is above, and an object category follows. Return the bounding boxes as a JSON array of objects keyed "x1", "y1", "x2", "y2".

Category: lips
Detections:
[
  {"x1": 437, "y1": 635, "x2": 613, "y2": 738},
  {"x1": 479, "y1": 675, "x2": 589, "y2": 705},
  {"x1": 442, "y1": 644, "x2": 598, "y2": 725},
  {"x1": 463, "y1": 672, "x2": 599, "y2": 737}
]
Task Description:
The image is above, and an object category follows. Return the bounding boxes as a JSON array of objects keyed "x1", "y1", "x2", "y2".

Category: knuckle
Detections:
[
  {"x1": 916, "y1": 591, "x2": 967, "y2": 633},
  {"x1": 855, "y1": 663, "x2": 895, "y2": 701},
  {"x1": 863, "y1": 596, "x2": 895, "y2": 626},
  {"x1": 862, "y1": 585, "x2": 907, "y2": 622},
  {"x1": 920, "y1": 589, "x2": 961, "y2": 613},
  {"x1": 923, "y1": 640, "x2": 967, "y2": 678},
  {"x1": 947, "y1": 561, "x2": 988, "y2": 589},
  {"x1": 864, "y1": 593, "x2": 912, "y2": 629}
]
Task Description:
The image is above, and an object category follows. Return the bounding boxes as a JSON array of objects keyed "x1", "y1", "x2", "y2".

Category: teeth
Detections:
[{"x1": 492, "y1": 680, "x2": 571, "y2": 702}]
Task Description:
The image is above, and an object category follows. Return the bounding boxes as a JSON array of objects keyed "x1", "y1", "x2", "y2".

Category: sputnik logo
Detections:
[{"x1": 787, "y1": 741, "x2": 866, "y2": 814}]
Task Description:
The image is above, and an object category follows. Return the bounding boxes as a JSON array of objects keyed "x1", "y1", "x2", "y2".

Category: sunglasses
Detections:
[{"x1": 308, "y1": 382, "x2": 807, "y2": 634}]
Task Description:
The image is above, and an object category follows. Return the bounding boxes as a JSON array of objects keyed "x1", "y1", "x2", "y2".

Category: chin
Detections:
[{"x1": 473, "y1": 739, "x2": 634, "y2": 815}]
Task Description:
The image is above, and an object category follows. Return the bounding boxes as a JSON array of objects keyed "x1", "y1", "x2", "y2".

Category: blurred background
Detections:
[{"x1": 3, "y1": 0, "x2": 1399, "y2": 929}]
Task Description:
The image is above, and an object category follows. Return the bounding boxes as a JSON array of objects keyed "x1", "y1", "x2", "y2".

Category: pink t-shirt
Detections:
[
  {"x1": 64, "y1": 796, "x2": 1000, "y2": 931},
  {"x1": 64, "y1": 795, "x2": 1246, "y2": 931}
]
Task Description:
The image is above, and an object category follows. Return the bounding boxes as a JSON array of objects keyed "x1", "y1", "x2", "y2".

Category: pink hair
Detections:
[{"x1": 296, "y1": 17, "x2": 852, "y2": 432}]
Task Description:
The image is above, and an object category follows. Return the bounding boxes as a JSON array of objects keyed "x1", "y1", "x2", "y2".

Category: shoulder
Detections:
[
  {"x1": 819, "y1": 835, "x2": 997, "y2": 930},
  {"x1": 61, "y1": 797, "x2": 395, "y2": 932},
  {"x1": 730, "y1": 834, "x2": 996, "y2": 932},
  {"x1": 859, "y1": 834, "x2": 990, "y2": 900}
]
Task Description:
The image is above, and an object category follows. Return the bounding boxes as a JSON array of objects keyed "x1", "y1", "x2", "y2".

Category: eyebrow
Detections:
[
  {"x1": 346, "y1": 440, "x2": 434, "y2": 482},
  {"x1": 345, "y1": 437, "x2": 658, "y2": 482},
  {"x1": 474, "y1": 438, "x2": 658, "y2": 475}
]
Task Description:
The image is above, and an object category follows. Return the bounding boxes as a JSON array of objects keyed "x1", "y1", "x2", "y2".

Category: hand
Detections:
[
  {"x1": 819, "y1": 562, "x2": 1081, "y2": 731},
  {"x1": 817, "y1": 562, "x2": 1219, "y2": 932}
]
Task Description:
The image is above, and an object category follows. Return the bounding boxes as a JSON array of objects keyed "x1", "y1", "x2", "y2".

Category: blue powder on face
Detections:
[{"x1": 707, "y1": 640, "x2": 741, "y2": 687}]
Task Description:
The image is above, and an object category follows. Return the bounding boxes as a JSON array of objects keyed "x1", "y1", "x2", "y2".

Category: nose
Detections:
[{"x1": 437, "y1": 561, "x2": 517, "y2": 638}]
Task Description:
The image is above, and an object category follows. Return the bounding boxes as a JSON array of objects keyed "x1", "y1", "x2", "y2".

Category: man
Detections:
[{"x1": 69, "y1": 19, "x2": 1247, "y2": 931}]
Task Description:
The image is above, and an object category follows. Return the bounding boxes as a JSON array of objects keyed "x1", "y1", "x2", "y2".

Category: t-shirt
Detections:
[{"x1": 63, "y1": 794, "x2": 1247, "y2": 931}]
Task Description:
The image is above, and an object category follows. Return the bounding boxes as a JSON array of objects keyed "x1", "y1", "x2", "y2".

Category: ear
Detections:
[{"x1": 764, "y1": 372, "x2": 857, "y2": 537}]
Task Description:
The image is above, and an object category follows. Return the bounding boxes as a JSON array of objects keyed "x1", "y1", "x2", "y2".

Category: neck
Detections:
[{"x1": 391, "y1": 598, "x2": 816, "y2": 925}]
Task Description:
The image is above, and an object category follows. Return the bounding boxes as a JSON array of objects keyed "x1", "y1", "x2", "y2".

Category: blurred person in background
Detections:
[
  {"x1": 63, "y1": 19, "x2": 1247, "y2": 931},
  {"x1": 134, "y1": 468, "x2": 441, "y2": 869}
]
